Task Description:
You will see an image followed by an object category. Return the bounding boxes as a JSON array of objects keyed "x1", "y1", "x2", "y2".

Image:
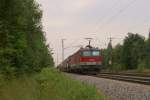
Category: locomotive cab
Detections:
[{"x1": 78, "y1": 46, "x2": 103, "y2": 73}]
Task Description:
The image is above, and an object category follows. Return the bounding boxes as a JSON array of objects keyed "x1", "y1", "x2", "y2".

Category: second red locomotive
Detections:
[{"x1": 58, "y1": 45, "x2": 103, "y2": 74}]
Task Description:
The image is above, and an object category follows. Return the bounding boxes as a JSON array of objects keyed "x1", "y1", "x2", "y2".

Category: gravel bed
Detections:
[{"x1": 69, "y1": 74, "x2": 150, "y2": 100}]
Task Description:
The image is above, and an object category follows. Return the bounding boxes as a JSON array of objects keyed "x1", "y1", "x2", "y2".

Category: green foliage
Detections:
[
  {"x1": 101, "y1": 49, "x2": 109, "y2": 67},
  {"x1": 137, "y1": 60, "x2": 147, "y2": 72},
  {"x1": 107, "y1": 33, "x2": 150, "y2": 71},
  {"x1": 121, "y1": 33, "x2": 145, "y2": 69},
  {"x1": 111, "y1": 63, "x2": 126, "y2": 71},
  {"x1": 0, "y1": 0, "x2": 54, "y2": 76},
  {"x1": 0, "y1": 68, "x2": 105, "y2": 100},
  {"x1": 112, "y1": 44, "x2": 123, "y2": 66},
  {"x1": 144, "y1": 39, "x2": 150, "y2": 68}
]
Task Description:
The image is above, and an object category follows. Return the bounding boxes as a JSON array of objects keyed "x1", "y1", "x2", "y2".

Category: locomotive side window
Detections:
[{"x1": 92, "y1": 51, "x2": 100, "y2": 56}]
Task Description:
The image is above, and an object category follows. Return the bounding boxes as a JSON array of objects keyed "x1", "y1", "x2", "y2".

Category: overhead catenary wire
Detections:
[
  {"x1": 64, "y1": 38, "x2": 81, "y2": 49},
  {"x1": 93, "y1": 0, "x2": 138, "y2": 33},
  {"x1": 127, "y1": 17, "x2": 150, "y2": 31},
  {"x1": 92, "y1": 0, "x2": 122, "y2": 33}
]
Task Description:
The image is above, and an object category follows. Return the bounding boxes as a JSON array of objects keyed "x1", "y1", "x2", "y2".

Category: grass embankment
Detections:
[{"x1": 0, "y1": 68, "x2": 105, "y2": 100}]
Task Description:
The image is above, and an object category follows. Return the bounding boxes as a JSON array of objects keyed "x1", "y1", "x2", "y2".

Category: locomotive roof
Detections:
[
  {"x1": 81, "y1": 48, "x2": 99, "y2": 51},
  {"x1": 80, "y1": 45, "x2": 100, "y2": 51},
  {"x1": 68, "y1": 46, "x2": 100, "y2": 58}
]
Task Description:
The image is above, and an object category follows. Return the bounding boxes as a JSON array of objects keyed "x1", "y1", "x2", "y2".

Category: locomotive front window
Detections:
[
  {"x1": 82, "y1": 50, "x2": 100, "y2": 56},
  {"x1": 92, "y1": 51, "x2": 100, "y2": 56},
  {"x1": 82, "y1": 51, "x2": 91, "y2": 56}
]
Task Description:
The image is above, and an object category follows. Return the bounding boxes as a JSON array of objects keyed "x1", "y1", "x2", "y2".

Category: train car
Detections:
[{"x1": 58, "y1": 45, "x2": 103, "y2": 74}]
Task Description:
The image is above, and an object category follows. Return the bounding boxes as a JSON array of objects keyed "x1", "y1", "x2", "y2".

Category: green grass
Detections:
[{"x1": 0, "y1": 68, "x2": 106, "y2": 100}]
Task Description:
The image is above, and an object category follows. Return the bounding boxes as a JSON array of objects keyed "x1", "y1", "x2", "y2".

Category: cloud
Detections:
[
  {"x1": 38, "y1": 0, "x2": 95, "y2": 30},
  {"x1": 38, "y1": 0, "x2": 94, "y2": 14},
  {"x1": 65, "y1": 0, "x2": 94, "y2": 12},
  {"x1": 43, "y1": 18, "x2": 71, "y2": 28}
]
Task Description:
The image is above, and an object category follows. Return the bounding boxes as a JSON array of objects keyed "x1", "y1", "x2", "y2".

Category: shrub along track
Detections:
[{"x1": 95, "y1": 72, "x2": 150, "y2": 85}]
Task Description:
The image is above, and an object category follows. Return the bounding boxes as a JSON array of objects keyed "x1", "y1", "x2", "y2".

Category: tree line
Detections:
[
  {"x1": 103, "y1": 32, "x2": 150, "y2": 71},
  {"x1": 0, "y1": 0, "x2": 54, "y2": 76}
]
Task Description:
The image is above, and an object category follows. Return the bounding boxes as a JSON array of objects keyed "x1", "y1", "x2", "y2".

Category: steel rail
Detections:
[{"x1": 96, "y1": 73, "x2": 150, "y2": 85}]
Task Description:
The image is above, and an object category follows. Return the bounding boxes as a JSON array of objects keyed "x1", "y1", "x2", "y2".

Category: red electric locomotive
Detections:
[{"x1": 58, "y1": 45, "x2": 103, "y2": 74}]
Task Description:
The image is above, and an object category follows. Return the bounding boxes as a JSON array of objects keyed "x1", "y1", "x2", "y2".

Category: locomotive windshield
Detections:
[
  {"x1": 92, "y1": 51, "x2": 100, "y2": 56},
  {"x1": 82, "y1": 50, "x2": 100, "y2": 56},
  {"x1": 82, "y1": 51, "x2": 91, "y2": 56}
]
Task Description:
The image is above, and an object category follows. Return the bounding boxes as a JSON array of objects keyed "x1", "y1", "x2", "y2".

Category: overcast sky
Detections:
[{"x1": 37, "y1": 0, "x2": 150, "y2": 65}]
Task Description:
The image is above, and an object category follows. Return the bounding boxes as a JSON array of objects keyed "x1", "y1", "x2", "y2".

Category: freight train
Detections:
[{"x1": 57, "y1": 45, "x2": 103, "y2": 74}]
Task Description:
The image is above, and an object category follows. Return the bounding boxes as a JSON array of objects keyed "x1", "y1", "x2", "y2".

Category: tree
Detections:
[
  {"x1": 144, "y1": 33, "x2": 150, "y2": 69},
  {"x1": 0, "y1": 0, "x2": 54, "y2": 76},
  {"x1": 112, "y1": 44, "x2": 123, "y2": 64},
  {"x1": 120, "y1": 33, "x2": 145, "y2": 69}
]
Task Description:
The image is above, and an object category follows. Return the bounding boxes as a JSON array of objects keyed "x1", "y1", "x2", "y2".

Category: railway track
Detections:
[{"x1": 96, "y1": 73, "x2": 150, "y2": 85}]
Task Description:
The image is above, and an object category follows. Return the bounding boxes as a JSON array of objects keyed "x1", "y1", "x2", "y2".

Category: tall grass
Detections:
[{"x1": 0, "y1": 68, "x2": 105, "y2": 100}]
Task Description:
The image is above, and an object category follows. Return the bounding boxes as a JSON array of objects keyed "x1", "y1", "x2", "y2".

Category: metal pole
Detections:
[
  {"x1": 149, "y1": 28, "x2": 150, "y2": 39},
  {"x1": 108, "y1": 38, "x2": 113, "y2": 65},
  {"x1": 89, "y1": 40, "x2": 91, "y2": 46},
  {"x1": 56, "y1": 51, "x2": 59, "y2": 66},
  {"x1": 62, "y1": 39, "x2": 65, "y2": 62}
]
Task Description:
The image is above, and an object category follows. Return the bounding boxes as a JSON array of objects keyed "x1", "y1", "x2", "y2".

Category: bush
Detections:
[
  {"x1": 0, "y1": 68, "x2": 105, "y2": 100},
  {"x1": 137, "y1": 61, "x2": 147, "y2": 72},
  {"x1": 108, "y1": 63, "x2": 126, "y2": 72}
]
